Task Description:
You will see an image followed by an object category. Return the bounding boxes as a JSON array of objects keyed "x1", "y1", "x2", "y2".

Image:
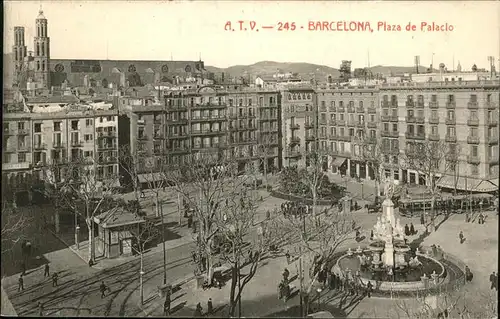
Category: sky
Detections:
[{"x1": 4, "y1": 1, "x2": 500, "y2": 70}]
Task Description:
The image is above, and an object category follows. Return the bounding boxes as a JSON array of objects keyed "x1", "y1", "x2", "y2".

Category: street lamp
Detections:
[
  {"x1": 75, "y1": 225, "x2": 80, "y2": 250},
  {"x1": 316, "y1": 287, "x2": 322, "y2": 311}
]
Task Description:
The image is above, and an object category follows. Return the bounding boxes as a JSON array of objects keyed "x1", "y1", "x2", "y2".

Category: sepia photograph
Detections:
[{"x1": 2, "y1": 0, "x2": 499, "y2": 317}]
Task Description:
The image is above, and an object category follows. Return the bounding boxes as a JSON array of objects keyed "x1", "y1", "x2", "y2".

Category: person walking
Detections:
[
  {"x1": 490, "y1": 272, "x2": 496, "y2": 290},
  {"x1": 44, "y1": 263, "x2": 50, "y2": 278},
  {"x1": 285, "y1": 250, "x2": 291, "y2": 264},
  {"x1": 459, "y1": 231, "x2": 464, "y2": 244},
  {"x1": 366, "y1": 281, "x2": 373, "y2": 298},
  {"x1": 38, "y1": 302, "x2": 44, "y2": 316},
  {"x1": 18, "y1": 275, "x2": 24, "y2": 292},
  {"x1": 194, "y1": 302, "x2": 203, "y2": 317},
  {"x1": 207, "y1": 298, "x2": 213, "y2": 315},
  {"x1": 51, "y1": 272, "x2": 58, "y2": 287},
  {"x1": 410, "y1": 223, "x2": 415, "y2": 235},
  {"x1": 404, "y1": 224, "x2": 410, "y2": 236},
  {"x1": 420, "y1": 214, "x2": 425, "y2": 225},
  {"x1": 21, "y1": 262, "x2": 27, "y2": 276},
  {"x1": 100, "y1": 281, "x2": 109, "y2": 298}
]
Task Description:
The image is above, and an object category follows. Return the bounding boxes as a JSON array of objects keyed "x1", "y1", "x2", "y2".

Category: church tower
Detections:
[
  {"x1": 33, "y1": 8, "x2": 50, "y2": 89},
  {"x1": 12, "y1": 26, "x2": 27, "y2": 86}
]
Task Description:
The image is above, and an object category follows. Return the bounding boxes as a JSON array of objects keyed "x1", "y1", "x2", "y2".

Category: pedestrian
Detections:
[
  {"x1": 100, "y1": 281, "x2": 108, "y2": 298},
  {"x1": 420, "y1": 214, "x2": 425, "y2": 225},
  {"x1": 52, "y1": 272, "x2": 58, "y2": 287},
  {"x1": 207, "y1": 297, "x2": 213, "y2": 315},
  {"x1": 282, "y1": 268, "x2": 290, "y2": 281},
  {"x1": 164, "y1": 292, "x2": 171, "y2": 315},
  {"x1": 21, "y1": 262, "x2": 26, "y2": 276},
  {"x1": 355, "y1": 230, "x2": 360, "y2": 240},
  {"x1": 44, "y1": 263, "x2": 50, "y2": 277},
  {"x1": 490, "y1": 272, "x2": 496, "y2": 290},
  {"x1": 459, "y1": 231, "x2": 464, "y2": 244},
  {"x1": 285, "y1": 250, "x2": 291, "y2": 264},
  {"x1": 38, "y1": 302, "x2": 44, "y2": 317},
  {"x1": 194, "y1": 302, "x2": 203, "y2": 317},
  {"x1": 410, "y1": 223, "x2": 415, "y2": 235},
  {"x1": 404, "y1": 224, "x2": 410, "y2": 236},
  {"x1": 370, "y1": 230, "x2": 374, "y2": 240},
  {"x1": 366, "y1": 281, "x2": 373, "y2": 298},
  {"x1": 18, "y1": 275, "x2": 24, "y2": 292}
]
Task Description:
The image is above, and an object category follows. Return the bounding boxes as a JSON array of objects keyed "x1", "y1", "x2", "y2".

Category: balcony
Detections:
[
  {"x1": 3, "y1": 129, "x2": 16, "y2": 136},
  {"x1": 429, "y1": 117, "x2": 439, "y2": 124},
  {"x1": 53, "y1": 142, "x2": 64, "y2": 148},
  {"x1": 191, "y1": 129, "x2": 226, "y2": 136},
  {"x1": 467, "y1": 136, "x2": 480, "y2": 144},
  {"x1": 153, "y1": 134, "x2": 165, "y2": 139},
  {"x1": 347, "y1": 106, "x2": 355, "y2": 113},
  {"x1": 18, "y1": 129, "x2": 29, "y2": 135},
  {"x1": 381, "y1": 131, "x2": 398, "y2": 138},
  {"x1": 390, "y1": 116, "x2": 399, "y2": 122},
  {"x1": 98, "y1": 156, "x2": 117, "y2": 164},
  {"x1": 390, "y1": 101, "x2": 399, "y2": 108},
  {"x1": 487, "y1": 118, "x2": 498, "y2": 126},
  {"x1": 415, "y1": 117, "x2": 425, "y2": 124},
  {"x1": 381, "y1": 101, "x2": 390, "y2": 108},
  {"x1": 405, "y1": 132, "x2": 425, "y2": 140},
  {"x1": 2, "y1": 162, "x2": 31, "y2": 171},
  {"x1": 337, "y1": 135, "x2": 351, "y2": 142},
  {"x1": 285, "y1": 149, "x2": 302, "y2": 158},
  {"x1": 98, "y1": 131, "x2": 117, "y2": 138},
  {"x1": 488, "y1": 135, "x2": 499, "y2": 144},
  {"x1": 406, "y1": 116, "x2": 416, "y2": 123},
  {"x1": 356, "y1": 122, "x2": 365, "y2": 128},
  {"x1": 467, "y1": 101, "x2": 478, "y2": 109},
  {"x1": 320, "y1": 105, "x2": 327, "y2": 112},
  {"x1": 428, "y1": 134, "x2": 440, "y2": 141},
  {"x1": 97, "y1": 143, "x2": 117, "y2": 150},
  {"x1": 367, "y1": 122, "x2": 378, "y2": 129},
  {"x1": 381, "y1": 115, "x2": 391, "y2": 122},
  {"x1": 329, "y1": 119, "x2": 337, "y2": 126},
  {"x1": 467, "y1": 118, "x2": 479, "y2": 126},
  {"x1": 229, "y1": 114, "x2": 238, "y2": 119},
  {"x1": 486, "y1": 101, "x2": 498, "y2": 109},
  {"x1": 18, "y1": 144, "x2": 30, "y2": 152},
  {"x1": 328, "y1": 134, "x2": 336, "y2": 140},
  {"x1": 367, "y1": 107, "x2": 377, "y2": 114},
  {"x1": 319, "y1": 119, "x2": 327, "y2": 126},
  {"x1": 329, "y1": 106, "x2": 336, "y2": 112},
  {"x1": 445, "y1": 135, "x2": 457, "y2": 143},
  {"x1": 33, "y1": 143, "x2": 47, "y2": 150},
  {"x1": 304, "y1": 122, "x2": 315, "y2": 129},
  {"x1": 446, "y1": 101, "x2": 456, "y2": 109},
  {"x1": 490, "y1": 156, "x2": 499, "y2": 165},
  {"x1": 416, "y1": 101, "x2": 425, "y2": 108},
  {"x1": 238, "y1": 114, "x2": 248, "y2": 119},
  {"x1": 336, "y1": 120, "x2": 346, "y2": 126},
  {"x1": 365, "y1": 137, "x2": 377, "y2": 144},
  {"x1": 138, "y1": 135, "x2": 148, "y2": 141},
  {"x1": 248, "y1": 125, "x2": 257, "y2": 131},
  {"x1": 290, "y1": 136, "x2": 301, "y2": 144},
  {"x1": 154, "y1": 118, "x2": 162, "y2": 125},
  {"x1": 356, "y1": 107, "x2": 365, "y2": 113},
  {"x1": 405, "y1": 101, "x2": 415, "y2": 108},
  {"x1": 168, "y1": 134, "x2": 189, "y2": 139},
  {"x1": 319, "y1": 133, "x2": 327, "y2": 139},
  {"x1": 305, "y1": 135, "x2": 316, "y2": 141},
  {"x1": 445, "y1": 118, "x2": 456, "y2": 125},
  {"x1": 347, "y1": 121, "x2": 356, "y2": 127},
  {"x1": 429, "y1": 101, "x2": 439, "y2": 109},
  {"x1": 248, "y1": 113, "x2": 256, "y2": 118},
  {"x1": 467, "y1": 155, "x2": 480, "y2": 164},
  {"x1": 338, "y1": 106, "x2": 345, "y2": 113}
]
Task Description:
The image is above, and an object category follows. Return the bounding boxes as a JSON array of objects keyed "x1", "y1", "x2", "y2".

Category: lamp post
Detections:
[
  {"x1": 316, "y1": 287, "x2": 322, "y2": 311},
  {"x1": 75, "y1": 225, "x2": 80, "y2": 249}
]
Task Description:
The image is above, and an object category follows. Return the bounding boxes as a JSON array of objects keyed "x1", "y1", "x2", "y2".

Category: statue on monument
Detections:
[{"x1": 384, "y1": 179, "x2": 394, "y2": 200}]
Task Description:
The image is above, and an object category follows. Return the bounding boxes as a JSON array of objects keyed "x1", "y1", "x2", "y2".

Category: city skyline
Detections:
[{"x1": 4, "y1": 0, "x2": 500, "y2": 70}]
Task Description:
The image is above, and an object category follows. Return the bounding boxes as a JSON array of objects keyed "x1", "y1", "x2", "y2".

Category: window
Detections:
[
  {"x1": 431, "y1": 110, "x2": 437, "y2": 118},
  {"x1": 248, "y1": 99, "x2": 252, "y2": 106},
  {"x1": 471, "y1": 164, "x2": 479, "y2": 175},
  {"x1": 370, "y1": 115, "x2": 375, "y2": 122},
  {"x1": 339, "y1": 114, "x2": 344, "y2": 121},
  {"x1": 86, "y1": 119, "x2": 93, "y2": 127},
  {"x1": 447, "y1": 127, "x2": 456, "y2": 136},
  {"x1": 53, "y1": 122, "x2": 61, "y2": 131},
  {"x1": 471, "y1": 145, "x2": 478, "y2": 157},
  {"x1": 100, "y1": 116, "x2": 104, "y2": 123},
  {"x1": 321, "y1": 101, "x2": 326, "y2": 107},
  {"x1": 407, "y1": 110, "x2": 414, "y2": 117},
  {"x1": 384, "y1": 123, "x2": 389, "y2": 131},
  {"x1": 383, "y1": 109, "x2": 389, "y2": 116},
  {"x1": 349, "y1": 128, "x2": 354, "y2": 136},
  {"x1": 331, "y1": 101, "x2": 335, "y2": 107},
  {"x1": 370, "y1": 130, "x2": 376, "y2": 138},
  {"x1": 431, "y1": 95, "x2": 437, "y2": 102},
  {"x1": 392, "y1": 123, "x2": 398, "y2": 132},
  {"x1": 408, "y1": 125, "x2": 414, "y2": 134},
  {"x1": 417, "y1": 110, "x2": 424, "y2": 118},
  {"x1": 447, "y1": 110, "x2": 455, "y2": 120},
  {"x1": 417, "y1": 125, "x2": 425, "y2": 135},
  {"x1": 431, "y1": 126, "x2": 438, "y2": 134},
  {"x1": 359, "y1": 101, "x2": 363, "y2": 107},
  {"x1": 392, "y1": 109, "x2": 397, "y2": 117},
  {"x1": 488, "y1": 145, "x2": 494, "y2": 159},
  {"x1": 448, "y1": 94, "x2": 455, "y2": 102},
  {"x1": 340, "y1": 142, "x2": 345, "y2": 152},
  {"x1": 18, "y1": 153, "x2": 26, "y2": 163},
  {"x1": 107, "y1": 116, "x2": 114, "y2": 121},
  {"x1": 84, "y1": 151, "x2": 93, "y2": 158},
  {"x1": 34, "y1": 123, "x2": 42, "y2": 133},
  {"x1": 470, "y1": 94, "x2": 477, "y2": 102},
  {"x1": 18, "y1": 122, "x2": 25, "y2": 130},
  {"x1": 71, "y1": 120, "x2": 79, "y2": 130},
  {"x1": 470, "y1": 127, "x2": 477, "y2": 137},
  {"x1": 84, "y1": 134, "x2": 93, "y2": 141}
]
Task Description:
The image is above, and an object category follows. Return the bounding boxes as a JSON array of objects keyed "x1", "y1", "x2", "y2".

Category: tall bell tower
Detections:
[
  {"x1": 33, "y1": 7, "x2": 50, "y2": 89},
  {"x1": 12, "y1": 26, "x2": 27, "y2": 86}
]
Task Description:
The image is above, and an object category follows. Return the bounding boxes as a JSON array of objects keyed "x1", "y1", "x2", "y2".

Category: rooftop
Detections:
[{"x1": 95, "y1": 206, "x2": 145, "y2": 228}]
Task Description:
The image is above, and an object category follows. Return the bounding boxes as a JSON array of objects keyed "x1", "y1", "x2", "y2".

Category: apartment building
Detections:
[
  {"x1": 281, "y1": 86, "x2": 316, "y2": 167},
  {"x1": 2, "y1": 105, "x2": 119, "y2": 203},
  {"x1": 379, "y1": 80, "x2": 499, "y2": 192},
  {"x1": 118, "y1": 86, "x2": 282, "y2": 180},
  {"x1": 315, "y1": 85, "x2": 380, "y2": 178}
]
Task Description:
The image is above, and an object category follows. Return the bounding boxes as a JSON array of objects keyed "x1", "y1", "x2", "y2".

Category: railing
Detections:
[
  {"x1": 406, "y1": 116, "x2": 416, "y2": 123},
  {"x1": 446, "y1": 101, "x2": 456, "y2": 109},
  {"x1": 2, "y1": 162, "x2": 31, "y2": 170},
  {"x1": 319, "y1": 119, "x2": 327, "y2": 125},
  {"x1": 405, "y1": 132, "x2": 425, "y2": 140},
  {"x1": 416, "y1": 101, "x2": 425, "y2": 108},
  {"x1": 486, "y1": 101, "x2": 498, "y2": 109},
  {"x1": 445, "y1": 135, "x2": 457, "y2": 143},
  {"x1": 467, "y1": 101, "x2": 478, "y2": 109},
  {"x1": 367, "y1": 107, "x2": 377, "y2": 114},
  {"x1": 487, "y1": 118, "x2": 498, "y2": 126},
  {"x1": 488, "y1": 135, "x2": 499, "y2": 144},
  {"x1": 429, "y1": 117, "x2": 439, "y2": 124},
  {"x1": 329, "y1": 119, "x2": 337, "y2": 126},
  {"x1": 381, "y1": 115, "x2": 390, "y2": 122},
  {"x1": 415, "y1": 117, "x2": 425, "y2": 124},
  {"x1": 445, "y1": 118, "x2": 456, "y2": 125},
  {"x1": 467, "y1": 118, "x2": 479, "y2": 126},
  {"x1": 329, "y1": 107, "x2": 336, "y2": 112},
  {"x1": 18, "y1": 129, "x2": 29, "y2": 135},
  {"x1": 356, "y1": 122, "x2": 365, "y2": 128},
  {"x1": 356, "y1": 107, "x2": 365, "y2": 113},
  {"x1": 336, "y1": 120, "x2": 346, "y2": 126},
  {"x1": 304, "y1": 122, "x2": 315, "y2": 128},
  {"x1": 390, "y1": 115, "x2": 399, "y2": 122},
  {"x1": 320, "y1": 105, "x2": 327, "y2": 112},
  {"x1": 405, "y1": 101, "x2": 414, "y2": 107},
  {"x1": 290, "y1": 136, "x2": 301, "y2": 144},
  {"x1": 53, "y1": 142, "x2": 64, "y2": 148},
  {"x1": 429, "y1": 101, "x2": 439, "y2": 109},
  {"x1": 137, "y1": 135, "x2": 148, "y2": 140},
  {"x1": 33, "y1": 143, "x2": 46, "y2": 150},
  {"x1": 305, "y1": 135, "x2": 316, "y2": 141},
  {"x1": 347, "y1": 121, "x2": 356, "y2": 127},
  {"x1": 347, "y1": 106, "x2": 355, "y2": 113},
  {"x1": 467, "y1": 155, "x2": 480, "y2": 164},
  {"x1": 367, "y1": 122, "x2": 378, "y2": 128},
  {"x1": 467, "y1": 136, "x2": 480, "y2": 144},
  {"x1": 428, "y1": 134, "x2": 440, "y2": 141}
]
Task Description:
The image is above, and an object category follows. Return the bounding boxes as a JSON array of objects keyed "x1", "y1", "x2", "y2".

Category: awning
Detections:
[
  {"x1": 475, "y1": 180, "x2": 498, "y2": 193},
  {"x1": 436, "y1": 176, "x2": 482, "y2": 192},
  {"x1": 138, "y1": 172, "x2": 167, "y2": 184},
  {"x1": 332, "y1": 157, "x2": 347, "y2": 167},
  {"x1": 488, "y1": 178, "x2": 499, "y2": 187}
]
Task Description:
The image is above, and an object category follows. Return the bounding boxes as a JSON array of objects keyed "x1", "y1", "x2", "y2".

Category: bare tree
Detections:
[
  {"x1": 216, "y1": 186, "x2": 282, "y2": 317},
  {"x1": 1, "y1": 202, "x2": 32, "y2": 254},
  {"x1": 118, "y1": 145, "x2": 142, "y2": 215},
  {"x1": 301, "y1": 150, "x2": 329, "y2": 219},
  {"x1": 165, "y1": 148, "x2": 250, "y2": 284},
  {"x1": 256, "y1": 132, "x2": 278, "y2": 187},
  {"x1": 401, "y1": 140, "x2": 457, "y2": 232},
  {"x1": 360, "y1": 139, "x2": 385, "y2": 197},
  {"x1": 128, "y1": 218, "x2": 159, "y2": 305},
  {"x1": 42, "y1": 157, "x2": 119, "y2": 264},
  {"x1": 277, "y1": 207, "x2": 355, "y2": 316},
  {"x1": 448, "y1": 145, "x2": 463, "y2": 196}
]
